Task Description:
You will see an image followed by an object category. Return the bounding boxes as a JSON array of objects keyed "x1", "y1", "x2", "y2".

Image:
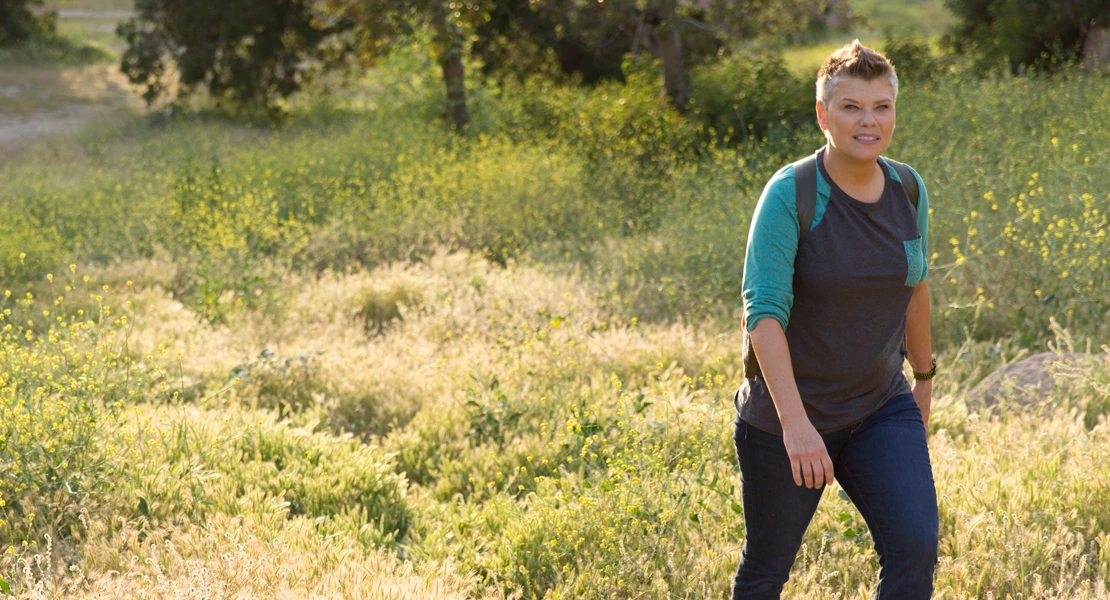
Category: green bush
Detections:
[
  {"x1": 0, "y1": 277, "x2": 147, "y2": 547},
  {"x1": 689, "y1": 52, "x2": 813, "y2": 146},
  {"x1": 943, "y1": 0, "x2": 1110, "y2": 71},
  {"x1": 126, "y1": 405, "x2": 413, "y2": 547},
  {"x1": 230, "y1": 349, "x2": 322, "y2": 417},
  {"x1": 118, "y1": 0, "x2": 356, "y2": 108},
  {"x1": 0, "y1": 0, "x2": 54, "y2": 46},
  {"x1": 882, "y1": 30, "x2": 940, "y2": 84}
]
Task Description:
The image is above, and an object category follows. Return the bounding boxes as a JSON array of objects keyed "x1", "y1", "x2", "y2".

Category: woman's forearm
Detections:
[
  {"x1": 749, "y1": 318, "x2": 808, "y2": 428},
  {"x1": 905, "y1": 281, "x2": 932, "y2": 373},
  {"x1": 749, "y1": 317, "x2": 833, "y2": 488}
]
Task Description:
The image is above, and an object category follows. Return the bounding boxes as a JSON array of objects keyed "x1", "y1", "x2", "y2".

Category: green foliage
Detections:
[
  {"x1": 128, "y1": 404, "x2": 412, "y2": 547},
  {"x1": 118, "y1": 0, "x2": 356, "y2": 109},
  {"x1": 165, "y1": 155, "x2": 312, "y2": 321},
  {"x1": 231, "y1": 349, "x2": 322, "y2": 417},
  {"x1": 943, "y1": 0, "x2": 1110, "y2": 71},
  {"x1": 888, "y1": 71, "x2": 1110, "y2": 347},
  {"x1": 689, "y1": 52, "x2": 813, "y2": 145},
  {"x1": 469, "y1": 0, "x2": 736, "y2": 85},
  {"x1": 471, "y1": 0, "x2": 629, "y2": 84},
  {"x1": 882, "y1": 30, "x2": 939, "y2": 84},
  {"x1": 589, "y1": 138, "x2": 818, "y2": 320},
  {"x1": 5, "y1": 62, "x2": 1110, "y2": 349},
  {"x1": 419, "y1": 399, "x2": 732, "y2": 598},
  {"x1": 0, "y1": 275, "x2": 148, "y2": 547},
  {"x1": 0, "y1": 0, "x2": 54, "y2": 46},
  {"x1": 0, "y1": 30, "x2": 113, "y2": 65},
  {"x1": 3, "y1": 106, "x2": 1110, "y2": 595},
  {"x1": 852, "y1": 0, "x2": 957, "y2": 37},
  {"x1": 0, "y1": 275, "x2": 412, "y2": 578},
  {"x1": 8, "y1": 21, "x2": 1110, "y2": 597}
]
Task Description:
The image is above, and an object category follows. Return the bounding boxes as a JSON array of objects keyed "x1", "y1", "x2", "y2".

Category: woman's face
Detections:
[{"x1": 817, "y1": 76, "x2": 896, "y2": 163}]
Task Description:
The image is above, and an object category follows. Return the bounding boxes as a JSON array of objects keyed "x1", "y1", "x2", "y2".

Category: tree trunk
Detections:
[
  {"x1": 822, "y1": 0, "x2": 852, "y2": 31},
  {"x1": 433, "y1": 6, "x2": 469, "y2": 130},
  {"x1": 1083, "y1": 27, "x2": 1110, "y2": 73},
  {"x1": 653, "y1": 4, "x2": 688, "y2": 110},
  {"x1": 441, "y1": 39, "x2": 469, "y2": 129}
]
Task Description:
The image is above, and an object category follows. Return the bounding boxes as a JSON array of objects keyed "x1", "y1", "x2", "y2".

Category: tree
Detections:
[
  {"x1": 0, "y1": 0, "x2": 55, "y2": 45},
  {"x1": 470, "y1": 0, "x2": 630, "y2": 84},
  {"x1": 944, "y1": 0, "x2": 1110, "y2": 72},
  {"x1": 514, "y1": 0, "x2": 810, "y2": 111},
  {"x1": 802, "y1": 0, "x2": 859, "y2": 39},
  {"x1": 118, "y1": 0, "x2": 356, "y2": 109},
  {"x1": 318, "y1": 0, "x2": 493, "y2": 129}
]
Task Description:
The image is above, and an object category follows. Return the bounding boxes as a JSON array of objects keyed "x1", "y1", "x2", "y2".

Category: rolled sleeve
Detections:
[{"x1": 742, "y1": 167, "x2": 799, "y2": 333}]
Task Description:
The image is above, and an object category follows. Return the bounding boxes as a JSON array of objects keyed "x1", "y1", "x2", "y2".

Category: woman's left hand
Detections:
[{"x1": 912, "y1": 379, "x2": 932, "y2": 432}]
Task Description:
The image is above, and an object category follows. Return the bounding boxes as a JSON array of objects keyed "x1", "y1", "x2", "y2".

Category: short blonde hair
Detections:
[{"x1": 816, "y1": 40, "x2": 898, "y2": 106}]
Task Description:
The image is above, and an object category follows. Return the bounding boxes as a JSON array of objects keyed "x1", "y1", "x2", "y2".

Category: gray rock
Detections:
[{"x1": 965, "y1": 352, "x2": 1108, "y2": 409}]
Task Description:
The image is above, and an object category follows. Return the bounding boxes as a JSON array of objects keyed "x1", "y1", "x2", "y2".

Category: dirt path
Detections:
[
  {"x1": 57, "y1": 9, "x2": 135, "y2": 20},
  {"x1": 0, "y1": 103, "x2": 106, "y2": 145},
  {"x1": 0, "y1": 65, "x2": 140, "y2": 153},
  {"x1": 0, "y1": 9, "x2": 140, "y2": 156}
]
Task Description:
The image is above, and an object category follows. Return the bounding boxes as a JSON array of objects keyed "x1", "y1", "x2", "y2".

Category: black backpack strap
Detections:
[
  {"x1": 793, "y1": 153, "x2": 819, "y2": 245},
  {"x1": 741, "y1": 330, "x2": 760, "y2": 380},
  {"x1": 743, "y1": 151, "x2": 819, "y2": 380},
  {"x1": 883, "y1": 157, "x2": 919, "y2": 209}
]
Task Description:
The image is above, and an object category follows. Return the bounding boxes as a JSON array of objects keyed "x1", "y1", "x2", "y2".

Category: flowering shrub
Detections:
[{"x1": 0, "y1": 271, "x2": 144, "y2": 548}]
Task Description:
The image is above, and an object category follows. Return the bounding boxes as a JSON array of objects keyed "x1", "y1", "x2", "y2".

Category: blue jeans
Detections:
[{"x1": 732, "y1": 393, "x2": 938, "y2": 599}]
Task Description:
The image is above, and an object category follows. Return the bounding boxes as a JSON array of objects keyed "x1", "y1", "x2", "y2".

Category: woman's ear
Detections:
[{"x1": 815, "y1": 100, "x2": 828, "y2": 131}]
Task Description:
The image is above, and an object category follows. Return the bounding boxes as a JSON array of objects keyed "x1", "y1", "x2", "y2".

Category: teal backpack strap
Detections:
[
  {"x1": 882, "y1": 157, "x2": 919, "y2": 209},
  {"x1": 793, "y1": 152, "x2": 819, "y2": 245}
]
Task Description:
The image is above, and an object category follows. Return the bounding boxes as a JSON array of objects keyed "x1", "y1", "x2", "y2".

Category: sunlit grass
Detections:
[
  {"x1": 851, "y1": 0, "x2": 957, "y2": 37},
  {"x1": 2, "y1": 254, "x2": 1108, "y2": 597},
  {"x1": 1, "y1": 52, "x2": 1110, "y2": 597}
]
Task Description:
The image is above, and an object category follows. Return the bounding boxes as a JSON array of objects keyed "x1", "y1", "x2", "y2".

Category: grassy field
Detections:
[
  {"x1": 777, "y1": 0, "x2": 955, "y2": 77},
  {"x1": 2, "y1": 8, "x2": 1110, "y2": 598},
  {"x1": 852, "y1": 0, "x2": 957, "y2": 36}
]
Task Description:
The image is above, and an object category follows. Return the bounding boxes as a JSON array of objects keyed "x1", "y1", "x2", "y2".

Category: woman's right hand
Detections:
[{"x1": 781, "y1": 417, "x2": 835, "y2": 489}]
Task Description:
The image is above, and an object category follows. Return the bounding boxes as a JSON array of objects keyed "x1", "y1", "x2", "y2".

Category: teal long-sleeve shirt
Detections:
[{"x1": 737, "y1": 149, "x2": 931, "y2": 435}]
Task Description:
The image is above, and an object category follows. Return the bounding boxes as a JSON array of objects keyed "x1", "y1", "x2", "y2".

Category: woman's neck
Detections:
[{"x1": 822, "y1": 144, "x2": 880, "y2": 188}]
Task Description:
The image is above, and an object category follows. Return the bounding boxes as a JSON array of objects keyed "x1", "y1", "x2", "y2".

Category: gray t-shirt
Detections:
[{"x1": 736, "y1": 147, "x2": 930, "y2": 435}]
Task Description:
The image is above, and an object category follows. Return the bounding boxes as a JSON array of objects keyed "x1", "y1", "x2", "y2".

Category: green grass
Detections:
[
  {"x1": 782, "y1": 40, "x2": 876, "y2": 78},
  {"x1": 781, "y1": 0, "x2": 956, "y2": 78},
  {"x1": 852, "y1": 0, "x2": 958, "y2": 37},
  {"x1": 50, "y1": 0, "x2": 135, "y2": 10},
  {"x1": 0, "y1": 31, "x2": 114, "y2": 66},
  {"x1": 1, "y1": 48, "x2": 1110, "y2": 598}
]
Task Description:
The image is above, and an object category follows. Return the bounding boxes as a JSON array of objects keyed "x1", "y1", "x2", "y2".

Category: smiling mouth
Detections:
[{"x1": 854, "y1": 135, "x2": 880, "y2": 141}]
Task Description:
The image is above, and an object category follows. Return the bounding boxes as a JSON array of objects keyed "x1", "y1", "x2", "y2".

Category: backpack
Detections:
[{"x1": 740, "y1": 152, "x2": 920, "y2": 380}]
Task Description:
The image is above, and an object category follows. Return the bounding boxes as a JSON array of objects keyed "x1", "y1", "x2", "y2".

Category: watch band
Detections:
[{"x1": 913, "y1": 357, "x2": 937, "y2": 381}]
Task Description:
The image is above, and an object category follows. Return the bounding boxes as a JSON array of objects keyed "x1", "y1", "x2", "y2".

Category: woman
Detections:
[{"x1": 732, "y1": 41, "x2": 938, "y2": 599}]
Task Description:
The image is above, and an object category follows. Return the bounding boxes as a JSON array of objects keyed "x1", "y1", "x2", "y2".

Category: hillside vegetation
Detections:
[{"x1": 2, "y1": 16, "x2": 1110, "y2": 599}]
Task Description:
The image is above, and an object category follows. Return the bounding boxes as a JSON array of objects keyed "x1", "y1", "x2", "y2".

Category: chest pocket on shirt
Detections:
[{"x1": 904, "y1": 237, "x2": 925, "y2": 287}]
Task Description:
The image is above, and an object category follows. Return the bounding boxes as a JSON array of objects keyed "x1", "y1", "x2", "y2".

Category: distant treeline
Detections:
[{"x1": 5, "y1": 0, "x2": 1109, "y2": 128}]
